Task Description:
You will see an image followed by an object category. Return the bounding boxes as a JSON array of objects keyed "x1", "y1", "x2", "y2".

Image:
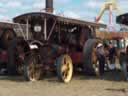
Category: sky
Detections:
[{"x1": 0, "y1": 0, "x2": 128, "y2": 26}]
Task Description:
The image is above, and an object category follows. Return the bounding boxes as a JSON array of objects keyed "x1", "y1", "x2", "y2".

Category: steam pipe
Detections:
[{"x1": 46, "y1": 0, "x2": 54, "y2": 13}]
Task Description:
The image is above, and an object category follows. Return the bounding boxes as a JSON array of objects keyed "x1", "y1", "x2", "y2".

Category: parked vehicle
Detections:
[
  {"x1": 0, "y1": 0, "x2": 106, "y2": 83},
  {"x1": 117, "y1": 13, "x2": 128, "y2": 80},
  {"x1": 10, "y1": 11, "x2": 105, "y2": 83}
]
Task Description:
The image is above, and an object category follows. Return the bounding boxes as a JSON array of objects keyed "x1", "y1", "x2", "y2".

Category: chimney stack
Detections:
[{"x1": 46, "y1": 0, "x2": 54, "y2": 13}]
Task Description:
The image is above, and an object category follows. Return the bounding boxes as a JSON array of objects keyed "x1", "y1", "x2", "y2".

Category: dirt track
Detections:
[{"x1": 0, "y1": 70, "x2": 127, "y2": 96}]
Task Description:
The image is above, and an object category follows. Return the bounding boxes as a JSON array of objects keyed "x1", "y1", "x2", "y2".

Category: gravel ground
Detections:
[{"x1": 0, "y1": 70, "x2": 127, "y2": 96}]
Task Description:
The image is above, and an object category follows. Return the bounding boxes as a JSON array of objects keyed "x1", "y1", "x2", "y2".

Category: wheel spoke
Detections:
[
  {"x1": 27, "y1": 55, "x2": 42, "y2": 81},
  {"x1": 62, "y1": 65, "x2": 67, "y2": 72},
  {"x1": 62, "y1": 62, "x2": 70, "y2": 80},
  {"x1": 63, "y1": 71, "x2": 68, "y2": 79},
  {"x1": 64, "y1": 57, "x2": 67, "y2": 65},
  {"x1": 57, "y1": 55, "x2": 73, "y2": 83}
]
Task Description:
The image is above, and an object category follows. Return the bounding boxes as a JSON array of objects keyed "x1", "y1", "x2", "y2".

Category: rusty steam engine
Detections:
[{"x1": 0, "y1": 0, "x2": 106, "y2": 83}]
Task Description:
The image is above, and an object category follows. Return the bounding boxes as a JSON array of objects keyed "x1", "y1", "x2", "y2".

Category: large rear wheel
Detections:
[
  {"x1": 8, "y1": 38, "x2": 19, "y2": 75},
  {"x1": 83, "y1": 39, "x2": 105, "y2": 76},
  {"x1": 56, "y1": 55, "x2": 73, "y2": 83},
  {"x1": 8, "y1": 38, "x2": 30, "y2": 75},
  {"x1": 1, "y1": 29, "x2": 16, "y2": 49}
]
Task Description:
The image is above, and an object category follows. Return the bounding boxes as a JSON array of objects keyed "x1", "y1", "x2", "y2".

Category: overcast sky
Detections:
[{"x1": 0, "y1": 0, "x2": 127, "y2": 25}]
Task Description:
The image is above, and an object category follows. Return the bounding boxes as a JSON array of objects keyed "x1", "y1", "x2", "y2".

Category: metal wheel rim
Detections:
[
  {"x1": 61, "y1": 55, "x2": 73, "y2": 83},
  {"x1": 27, "y1": 58, "x2": 41, "y2": 81}
]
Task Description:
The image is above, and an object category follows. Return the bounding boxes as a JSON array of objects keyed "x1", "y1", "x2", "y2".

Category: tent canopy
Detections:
[{"x1": 116, "y1": 13, "x2": 128, "y2": 25}]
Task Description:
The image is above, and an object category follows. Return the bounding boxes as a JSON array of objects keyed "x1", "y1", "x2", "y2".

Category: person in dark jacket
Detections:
[
  {"x1": 108, "y1": 42, "x2": 116, "y2": 70},
  {"x1": 96, "y1": 43, "x2": 105, "y2": 75}
]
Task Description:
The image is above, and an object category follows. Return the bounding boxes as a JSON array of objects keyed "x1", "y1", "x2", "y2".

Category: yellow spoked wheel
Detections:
[
  {"x1": 17, "y1": 64, "x2": 24, "y2": 75},
  {"x1": 24, "y1": 54, "x2": 42, "y2": 81},
  {"x1": 27, "y1": 64, "x2": 41, "y2": 81},
  {"x1": 56, "y1": 55, "x2": 73, "y2": 83}
]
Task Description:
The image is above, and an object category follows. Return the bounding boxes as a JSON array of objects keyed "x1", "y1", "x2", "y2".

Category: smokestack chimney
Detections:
[{"x1": 46, "y1": 0, "x2": 54, "y2": 13}]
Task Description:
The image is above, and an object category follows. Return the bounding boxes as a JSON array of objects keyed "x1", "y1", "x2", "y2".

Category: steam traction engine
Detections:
[
  {"x1": 0, "y1": 0, "x2": 106, "y2": 83},
  {"x1": 8, "y1": 12, "x2": 106, "y2": 83}
]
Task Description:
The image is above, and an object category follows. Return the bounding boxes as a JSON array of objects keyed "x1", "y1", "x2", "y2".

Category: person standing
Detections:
[
  {"x1": 96, "y1": 43, "x2": 106, "y2": 75},
  {"x1": 108, "y1": 42, "x2": 116, "y2": 70}
]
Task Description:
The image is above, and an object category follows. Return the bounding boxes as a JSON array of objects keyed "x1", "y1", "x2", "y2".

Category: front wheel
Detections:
[
  {"x1": 24, "y1": 53, "x2": 42, "y2": 81},
  {"x1": 56, "y1": 55, "x2": 73, "y2": 83}
]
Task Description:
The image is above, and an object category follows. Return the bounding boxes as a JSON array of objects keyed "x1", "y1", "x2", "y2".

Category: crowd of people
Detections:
[{"x1": 96, "y1": 41, "x2": 118, "y2": 75}]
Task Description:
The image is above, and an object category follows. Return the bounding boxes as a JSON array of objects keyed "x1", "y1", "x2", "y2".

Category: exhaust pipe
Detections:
[{"x1": 46, "y1": 0, "x2": 54, "y2": 13}]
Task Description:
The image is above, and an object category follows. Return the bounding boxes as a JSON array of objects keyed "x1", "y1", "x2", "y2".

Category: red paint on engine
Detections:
[{"x1": 0, "y1": 50, "x2": 8, "y2": 63}]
